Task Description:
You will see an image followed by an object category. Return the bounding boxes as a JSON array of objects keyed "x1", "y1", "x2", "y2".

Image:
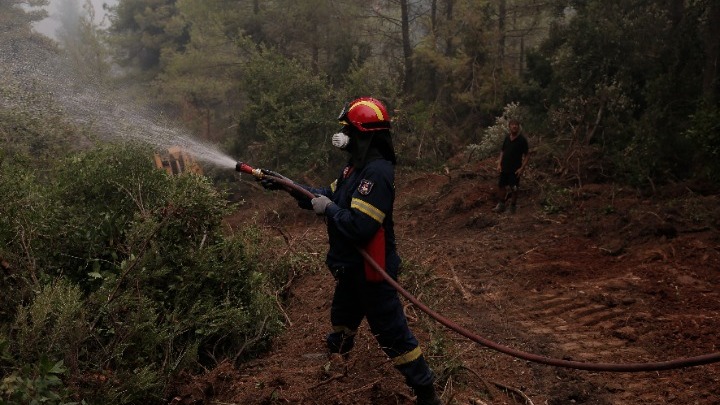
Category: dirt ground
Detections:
[{"x1": 170, "y1": 158, "x2": 720, "y2": 405}]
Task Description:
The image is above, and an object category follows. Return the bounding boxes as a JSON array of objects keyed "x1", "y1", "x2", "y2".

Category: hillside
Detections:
[{"x1": 170, "y1": 158, "x2": 720, "y2": 405}]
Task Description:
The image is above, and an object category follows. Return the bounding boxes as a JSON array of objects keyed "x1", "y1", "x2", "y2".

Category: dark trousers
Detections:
[{"x1": 326, "y1": 266, "x2": 435, "y2": 387}]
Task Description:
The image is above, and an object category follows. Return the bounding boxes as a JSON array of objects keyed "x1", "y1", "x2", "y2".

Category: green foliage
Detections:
[
  {"x1": 392, "y1": 100, "x2": 442, "y2": 166},
  {"x1": 343, "y1": 60, "x2": 400, "y2": 103},
  {"x1": 0, "y1": 0, "x2": 49, "y2": 34},
  {"x1": 13, "y1": 281, "x2": 88, "y2": 363},
  {"x1": 396, "y1": 259, "x2": 461, "y2": 389},
  {"x1": 0, "y1": 357, "x2": 85, "y2": 405},
  {"x1": 528, "y1": 0, "x2": 718, "y2": 187},
  {"x1": 0, "y1": 161, "x2": 58, "y2": 302},
  {"x1": 2, "y1": 285, "x2": 85, "y2": 401},
  {"x1": 683, "y1": 105, "x2": 720, "y2": 184},
  {"x1": 155, "y1": 1, "x2": 252, "y2": 141},
  {"x1": 42, "y1": 144, "x2": 170, "y2": 282},
  {"x1": 232, "y1": 47, "x2": 339, "y2": 178},
  {"x1": 103, "y1": 364, "x2": 163, "y2": 405},
  {"x1": 0, "y1": 141, "x2": 286, "y2": 404},
  {"x1": 54, "y1": 0, "x2": 112, "y2": 82},
  {"x1": 466, "y1": 102, "x2": 524, "y2": 161},
  {"x1": 99, "y1": 0, "x2": 719, "y2": 187},
  {"x1": 540, "y1": 184, "x2": 573, "y2": 214},
  {"x1": 245, "y1": 0, "x2": 374, "y2": 85},
  {"x1": 0, "y1": 108, "x2": 81, "y2": 166},
  {"x1": 109, "y1": 0, "x2": 189, "y2": 78},
  {"x1": 0, "y1": 357, "x2": 77, "y2": 405},
  {"x1": 424, "y1": 331, "x2": 464, "y2": 391}
]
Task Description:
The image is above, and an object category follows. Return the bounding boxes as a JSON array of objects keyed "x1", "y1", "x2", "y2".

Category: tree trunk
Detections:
[
  {"x1": 445, "y1": 0, "x2": 454, "y2": 57},
  {"x1": 702, "y1": 1, "x2": 720, "y2": 105},
  {"x1": 401, "y1": 0, "x2": 413, "y2": 93},
  {"x1": 439, "y1": 0, "x2": 455, "y2": 105},
  {"x1": 497, "y1": 0, "x2": 506, "y2": 75},
  {"x1": 519, "y1": 35, "x2": 525, "y2": 77},
  {"x1": 429, "y1": 0, "x2": 437, "y2": 98}
]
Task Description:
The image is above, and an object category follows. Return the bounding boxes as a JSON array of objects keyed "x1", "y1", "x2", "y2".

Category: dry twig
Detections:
[
  {"x1": 449, "y1": 263, "x2": 472, "y2": 301},
  {"x1": 491, "y1": 380, "x2": 535, "y2": 405},
  {"x1": 329, "y1": 378, "x2": 382, "y2": 401},
  {"x1": 275, "y1": 293, "x2": 292, "y2": 326}
]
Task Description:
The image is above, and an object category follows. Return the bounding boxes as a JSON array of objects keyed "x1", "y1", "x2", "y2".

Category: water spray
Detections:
[{"x1": 1, "y1": 37, "x2": 238, "y2": 170}]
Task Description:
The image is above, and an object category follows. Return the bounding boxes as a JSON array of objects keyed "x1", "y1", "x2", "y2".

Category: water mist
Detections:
[{"x1": 0, "y1": 34, "x2": 238, "y2": 170}]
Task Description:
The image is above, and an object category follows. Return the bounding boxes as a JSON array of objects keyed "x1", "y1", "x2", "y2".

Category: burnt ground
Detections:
[{"x1": 170, "y1": 158, "x2": 720, "y2": 405}]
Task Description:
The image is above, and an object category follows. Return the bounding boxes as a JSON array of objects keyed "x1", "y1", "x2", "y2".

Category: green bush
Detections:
[
  {"x1": 540, "y1": 184, "x2": 574, "y2": 214},
  {"x1": 1, "y1": 142, "x2": 285, "y2": 404},
  {"x1": 231, "y1": 47, "x2": 340, "y2": 179},
  {"x1": 0, "y1": 357, "x2": 76, "y2": 405},
  {"x1": 13, "y1": 281, "x2": 88, "y2": 364},
  {"x1": 684, "y1": 105, "x2": 720, "y2": 185}
]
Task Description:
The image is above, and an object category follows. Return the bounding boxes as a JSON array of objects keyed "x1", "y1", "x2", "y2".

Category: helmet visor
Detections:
[{"x1": 336, "y1": 102, "x2": 350, "y2": 124}]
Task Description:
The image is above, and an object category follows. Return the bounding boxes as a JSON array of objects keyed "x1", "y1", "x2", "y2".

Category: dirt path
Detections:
[{"x1": 175, "y1": 161, "x2": 720, "y2": 405}]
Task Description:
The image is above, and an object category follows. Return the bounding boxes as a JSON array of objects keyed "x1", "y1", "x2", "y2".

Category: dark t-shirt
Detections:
[{"x1": 501, "y1": 134, "x2": 529, "y2": 173}]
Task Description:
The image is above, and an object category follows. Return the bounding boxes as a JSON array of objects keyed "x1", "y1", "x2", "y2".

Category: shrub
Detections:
[
  {"x1": 684, "y1": 105, "x2": 720, "y2": 185},
  {"x1": 466, "y1": 102, "x2": 523, "y2": 161},
  {"x1": 0, "y1": 357, "x2": 75, "y2": 405},
  {"x1": 231, "y1": 47, "x2": 339, "y2": 179},
  {"x1": 1, "y1": 142, "x2": 285, "y2": 404},
  {"x1": 13, "y1": 281, "x2": 88, "y2": 364}
]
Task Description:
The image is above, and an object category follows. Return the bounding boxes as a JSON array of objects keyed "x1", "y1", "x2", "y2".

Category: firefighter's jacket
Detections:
[{"x1": 297, "y1": 158, "x2": 400, "y2": 278}]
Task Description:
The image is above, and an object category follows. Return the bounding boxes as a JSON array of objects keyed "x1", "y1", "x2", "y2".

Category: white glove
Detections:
[
  {"x1": 311, "y1": 195, "x2": 333, "y2": 215},
  {"x1": 331, "y1": 132, "x2": 350, "y2": 149}
]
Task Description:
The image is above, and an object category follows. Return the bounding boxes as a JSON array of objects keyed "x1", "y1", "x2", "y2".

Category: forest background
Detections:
[{"x1": 1, "y1": 0, "x2": 719, "y2": 403}]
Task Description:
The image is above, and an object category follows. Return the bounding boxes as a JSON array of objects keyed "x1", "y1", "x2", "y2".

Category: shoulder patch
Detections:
[{"x1": 358, "y1": 179, "x2": 374, "y2": 195}]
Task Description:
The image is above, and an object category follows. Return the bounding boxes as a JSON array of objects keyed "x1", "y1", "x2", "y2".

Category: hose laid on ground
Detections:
[{"x1": 236, "y1": 162, "x2": 720, "y2": 372}]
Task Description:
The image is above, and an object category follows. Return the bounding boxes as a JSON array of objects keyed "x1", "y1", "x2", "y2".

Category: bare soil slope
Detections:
[{"x1": 172, "y1": 159, "x2": 720, "y2": 405}]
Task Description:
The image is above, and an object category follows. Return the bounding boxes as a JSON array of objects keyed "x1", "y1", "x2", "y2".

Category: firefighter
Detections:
[{"x1": 258, "y1": 97, "x2": 441, "y2": 405}]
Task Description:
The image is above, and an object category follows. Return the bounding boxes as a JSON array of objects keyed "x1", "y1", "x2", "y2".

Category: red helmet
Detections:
[{"x1": 337, "y1": 97, "x2": 391, "y2": 132}]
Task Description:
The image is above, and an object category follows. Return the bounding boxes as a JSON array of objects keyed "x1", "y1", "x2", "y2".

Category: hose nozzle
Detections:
[{"x1": 235, "y1": 161, "x2": 264, "y2": 178}]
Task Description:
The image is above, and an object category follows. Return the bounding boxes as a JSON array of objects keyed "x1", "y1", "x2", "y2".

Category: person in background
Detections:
[
  {"x1": 258, "y1": 97, "x2": 442, "y2": 405},
  {"x1": 492, "y1": 118, "x2": 530, "y2": 214}
]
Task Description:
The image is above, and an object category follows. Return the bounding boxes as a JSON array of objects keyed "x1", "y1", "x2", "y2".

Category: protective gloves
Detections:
[
  {"x1": 311, "y1": 195, "x2": 334, "y2": 215},
  {"x1": 256, "y1": 169, "x2": 289, "y2": 191}
]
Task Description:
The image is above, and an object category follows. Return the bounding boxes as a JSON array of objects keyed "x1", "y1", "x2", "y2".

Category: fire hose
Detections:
[{"x1": 235, "y1": 162, "x2": 720, "y2": 372}]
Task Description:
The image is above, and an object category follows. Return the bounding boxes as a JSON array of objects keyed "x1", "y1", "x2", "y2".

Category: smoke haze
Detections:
[{"x1": 33, "y1": 0, "x2": 118, "y2": 39}]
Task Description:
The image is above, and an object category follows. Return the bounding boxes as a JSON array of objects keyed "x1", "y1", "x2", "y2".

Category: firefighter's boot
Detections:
[
  {"x1": 492, "y1": 202, "x2": 506, "y2": 213},
  {"x1": 413, "y1": 384, "x2": 441, "y2": 405}
]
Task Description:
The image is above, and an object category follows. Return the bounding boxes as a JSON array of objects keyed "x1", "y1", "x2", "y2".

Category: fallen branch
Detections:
[
  {"x1": 330, "y1": 378, "x2": 382, "y2": 401},
  {"x1": 233, "y1": 315, "x2": 269, "y2": 363},
  {"x1": 306, "y1": 372, "x2": 345, "y2": 390},
  {"x1": 275, "y1": 293, "x2": 292, "y2": 326},
  {"x1": 458, "y1": 365, "x2": 535, "y2": 405},
  {"x1": 457, "y1": 365, "x2": 495, "y2": 396},
  {"x1": 491, "y1": 380, "x2": 535, "y2": 405},
  {"x1": 403, "y1": 302, "x2": 419, "y2": 322},
  {"x1": 449, "y1": 263, "x2": 472, "y2": 301}
]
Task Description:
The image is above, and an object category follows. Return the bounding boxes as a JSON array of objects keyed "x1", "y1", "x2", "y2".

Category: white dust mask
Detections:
[{"x1": 331, "y1": 132, "x2": 350, "y2": 149}]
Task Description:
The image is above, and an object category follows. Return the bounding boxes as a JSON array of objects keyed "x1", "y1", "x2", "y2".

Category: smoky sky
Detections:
[{"x1": 33, "y1": 0, "x2": 118, "y2": 39}]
